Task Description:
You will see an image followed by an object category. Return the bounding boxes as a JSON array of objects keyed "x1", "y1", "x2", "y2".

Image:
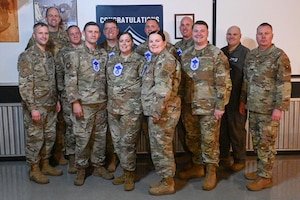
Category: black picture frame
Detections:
[{"x1": 174, "y1": 14, "x2": 194, "y2": 39}]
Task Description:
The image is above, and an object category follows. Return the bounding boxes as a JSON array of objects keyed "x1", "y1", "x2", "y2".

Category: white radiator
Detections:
[
  {"x1": 246, "y1": 98, "x2": 300, "y2": 151},
  {"x1": 0, "y1": 103, "x2": 25, "y2": 157},
  {"x1": 1, "y1": 99, "x2": 299, "y2": 157}
]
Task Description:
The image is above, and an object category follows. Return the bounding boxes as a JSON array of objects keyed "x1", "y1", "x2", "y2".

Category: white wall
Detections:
[
  {"x1": 76, "y1": 0, "x2": 212, "y2": 44},
  {"x1": 0, "y1": 0, "x2": 212, "y2": 85},
  {"x1": 1, "y1": 0, "x2": 299, "y2": 85},
  {"x1": 216, "y1": 0, "x2": 300, "y2": 75},
  {"x1": 0, "y1": 0, "x2": 34, "y2": 85}
]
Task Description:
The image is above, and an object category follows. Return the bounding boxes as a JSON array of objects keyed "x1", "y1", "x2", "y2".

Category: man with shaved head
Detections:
[
  {"x1": 175, "y1": 16, "x2": 194, "y2": 56},
  {"x1": 219, "y1": 26, "x2": 249, "y2": 172}
]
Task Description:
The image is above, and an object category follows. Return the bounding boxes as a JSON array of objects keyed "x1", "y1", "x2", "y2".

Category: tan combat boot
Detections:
[
  {"x1": 124, "y1": 170, "x2": 135, "y2": 191},
  {"x1": 202, "y1": 164, "x2": 217, "y2": 190},
  {"x1": 93, "y1": 166, "x2": 114, "y2": 180},
  {"x1": 230, "y1": 163, "x2": 245, "y2": 172},
  {"x1": 245, "y1": 171, "x2": 258, "y2": 180},
  {"x1": 178, "y1": 163, "x2": 205, "y2": 179},
  {"x1": 107, "y1": 153, "x2": 119, "y2": 172},
  {"x1": 41, "y1": 159, "x2": 63, "y2": 176},
  {"x1": 29, "y1": 163, "x2": 49, "y2": 184},
  {"x1": 57, "y1": 151, "x2": 68, "y2": 165},
  {"x1": 149, "y1": 177, "x2": 175, "y2": 195},
  {"x1": 246, "y1": 177, "x2": 273, "y2": 191},
  {"x1": 112, "y1": 174, "x2": 125, "y2": 185},
  {"x1": 68, "y1": 154, "x2": 77, "y2": 174},
  {"x1": 74, "y1": 168, "x2": 86, "y2": 186}
]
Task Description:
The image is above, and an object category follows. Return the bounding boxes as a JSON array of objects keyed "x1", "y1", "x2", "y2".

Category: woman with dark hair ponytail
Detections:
[{"x1": 141, "y1": 30, "x2": 181, "y2": 196}]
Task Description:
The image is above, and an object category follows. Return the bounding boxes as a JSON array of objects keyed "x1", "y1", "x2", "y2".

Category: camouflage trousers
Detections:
[
  {"x1": 108, "y1": 112, "x2": 142, "y2": 171},
  {"x1": 61, "y1": 97, "x2": 75, "y2": 155},
  {"x1": 182, "y1": 104, "x2": 220, "y2": 166},
  {"x1": 249, "y1": 112, "x2": 279, "y2": 178},
  {"x1": 147, "y1": 108, "x2": 180, "y2": 178},
  {"x1": 23, "y1": 105, "x2": 57, "y2": 165},
  {"x1": 71, "y1": 103, "x2": 107, "y2": 169},
  {"x1": 181, "y1": 103, "x2": 202, "y2": 164}
]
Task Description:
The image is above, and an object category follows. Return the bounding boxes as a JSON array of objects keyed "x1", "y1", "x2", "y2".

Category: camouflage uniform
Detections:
[
  {"x1": 98, "y1": 41, "x2": 120, "y2": 58},
  {"x1": 136, "y1": 40, "x2": 180, "y2": 155},
  {"x1": 55, "y1": 44, "x2": 80, "y2": 156},
  {"x1": 64, "y1": 43, "x2": 108, "y2": 169},
  {"x1": 106, "y1": 52, "x2": 144, "y2": 171},
  {"x1": 26, "y1": 28, "x2": 69, "y2": 163},
  {"x1": 141, "y1": 49, "x2": 181, "y2": 178},
  {"x1": 135, "y1": 40, "x2": 179, "y2": 62},
  {"x1": 174, "y1": 38, "x2": 194, "y2": 57},
  {"x1": 18, "y1": 44, "x2": 58, "y2": 165},
  {"x1": 219, "y1": 43, "x2": 249, "y2": 164},
  {"x1": 181, "y1": 43, "x2": 230, "y2": 166},
  {"x1": 240, "y1": 44, "x2": 291, "y2": 178},
  {"x1": 98, "y1": 40, "x2": 120, "y2": 170},
  {"x1": 26, "y1": 29, "x2": 69, "y2": 56},
  {"x1": 174, "y1": 38, "x2": 194, "y2": 153}
]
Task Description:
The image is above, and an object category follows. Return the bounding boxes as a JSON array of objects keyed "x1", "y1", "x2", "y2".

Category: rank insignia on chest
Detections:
[
  {"x1": 141, "y1": 65, "x2": 148, "y2": 77},
  {"x1": 113, "y1": 63, "x2": 123, "y2": 76},
  {"x1": 92, "y1": 59, "x2": 100, "y2": 72},
  {"x1": 177, "y1": 48, "x2": 183, "y2": 57},
  {"x1": 145, "y1": 51, "x2": 152, "y2": 62},
  {"x1": 109, "y1": 52, "x2": 115, "y2": 58},
  {"x1": 190, "y1": 57, "x2": 200, "y2": 71}
]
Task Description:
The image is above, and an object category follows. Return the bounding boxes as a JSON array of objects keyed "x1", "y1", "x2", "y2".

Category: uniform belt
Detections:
[
  {"x1": 41, "y1": 105, "x2": 56, "y2": 111},
  {"x1": 82, "y1": 103, "x2": 106, "y2": 109}
]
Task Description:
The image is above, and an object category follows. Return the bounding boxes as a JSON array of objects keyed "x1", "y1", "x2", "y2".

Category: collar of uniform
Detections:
[
  {"x1": 102, "y1": 40, "x2": 120, "y2": 51},
  {"x1": 83, "y1": 43, "x2": 100, "y2": 54},
  {"x1": 183, "y1": 38, "x2": 193, "y2": 45},
  {"x1": 193, "y1": 43, "x2": 210, "y2": 54},
  {"x1": 155, "y1": 48, "x2": 168, "y2": 60},
  {"x1": 49, "y1": 28, "x2": 64, "y2": 39},
  {"x1": 256, "y1": 44, "x2": 275, "y2": 56},
  {"x1": 32, "y1": 44, "x2": 50, "y2": 57}
]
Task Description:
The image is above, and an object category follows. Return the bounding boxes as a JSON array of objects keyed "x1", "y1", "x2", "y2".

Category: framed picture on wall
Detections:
[
  {"x1": 0, "y1": 0, "x2": 19, "y2": 42},
  {"x1": 174, "y1": 13, "x2": 194, "y2": 39},
  {"x1": 33, "y1": 0, "x2": 77, "y2": 30}
]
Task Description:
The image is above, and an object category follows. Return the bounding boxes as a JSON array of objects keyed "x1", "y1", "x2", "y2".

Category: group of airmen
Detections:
[{"x1": 17, "y1": 6, "x2": 291, "y2": 196}]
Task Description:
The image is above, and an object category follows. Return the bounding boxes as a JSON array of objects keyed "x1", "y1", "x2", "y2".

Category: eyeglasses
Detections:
[{"x1": 104, "y1": 27, "x2": 117, "y2": 31}]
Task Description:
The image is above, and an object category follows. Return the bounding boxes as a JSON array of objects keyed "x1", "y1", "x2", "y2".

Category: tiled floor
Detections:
[{"x1": 1, "y1": 153, "x2": 299, "y2": 200}]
